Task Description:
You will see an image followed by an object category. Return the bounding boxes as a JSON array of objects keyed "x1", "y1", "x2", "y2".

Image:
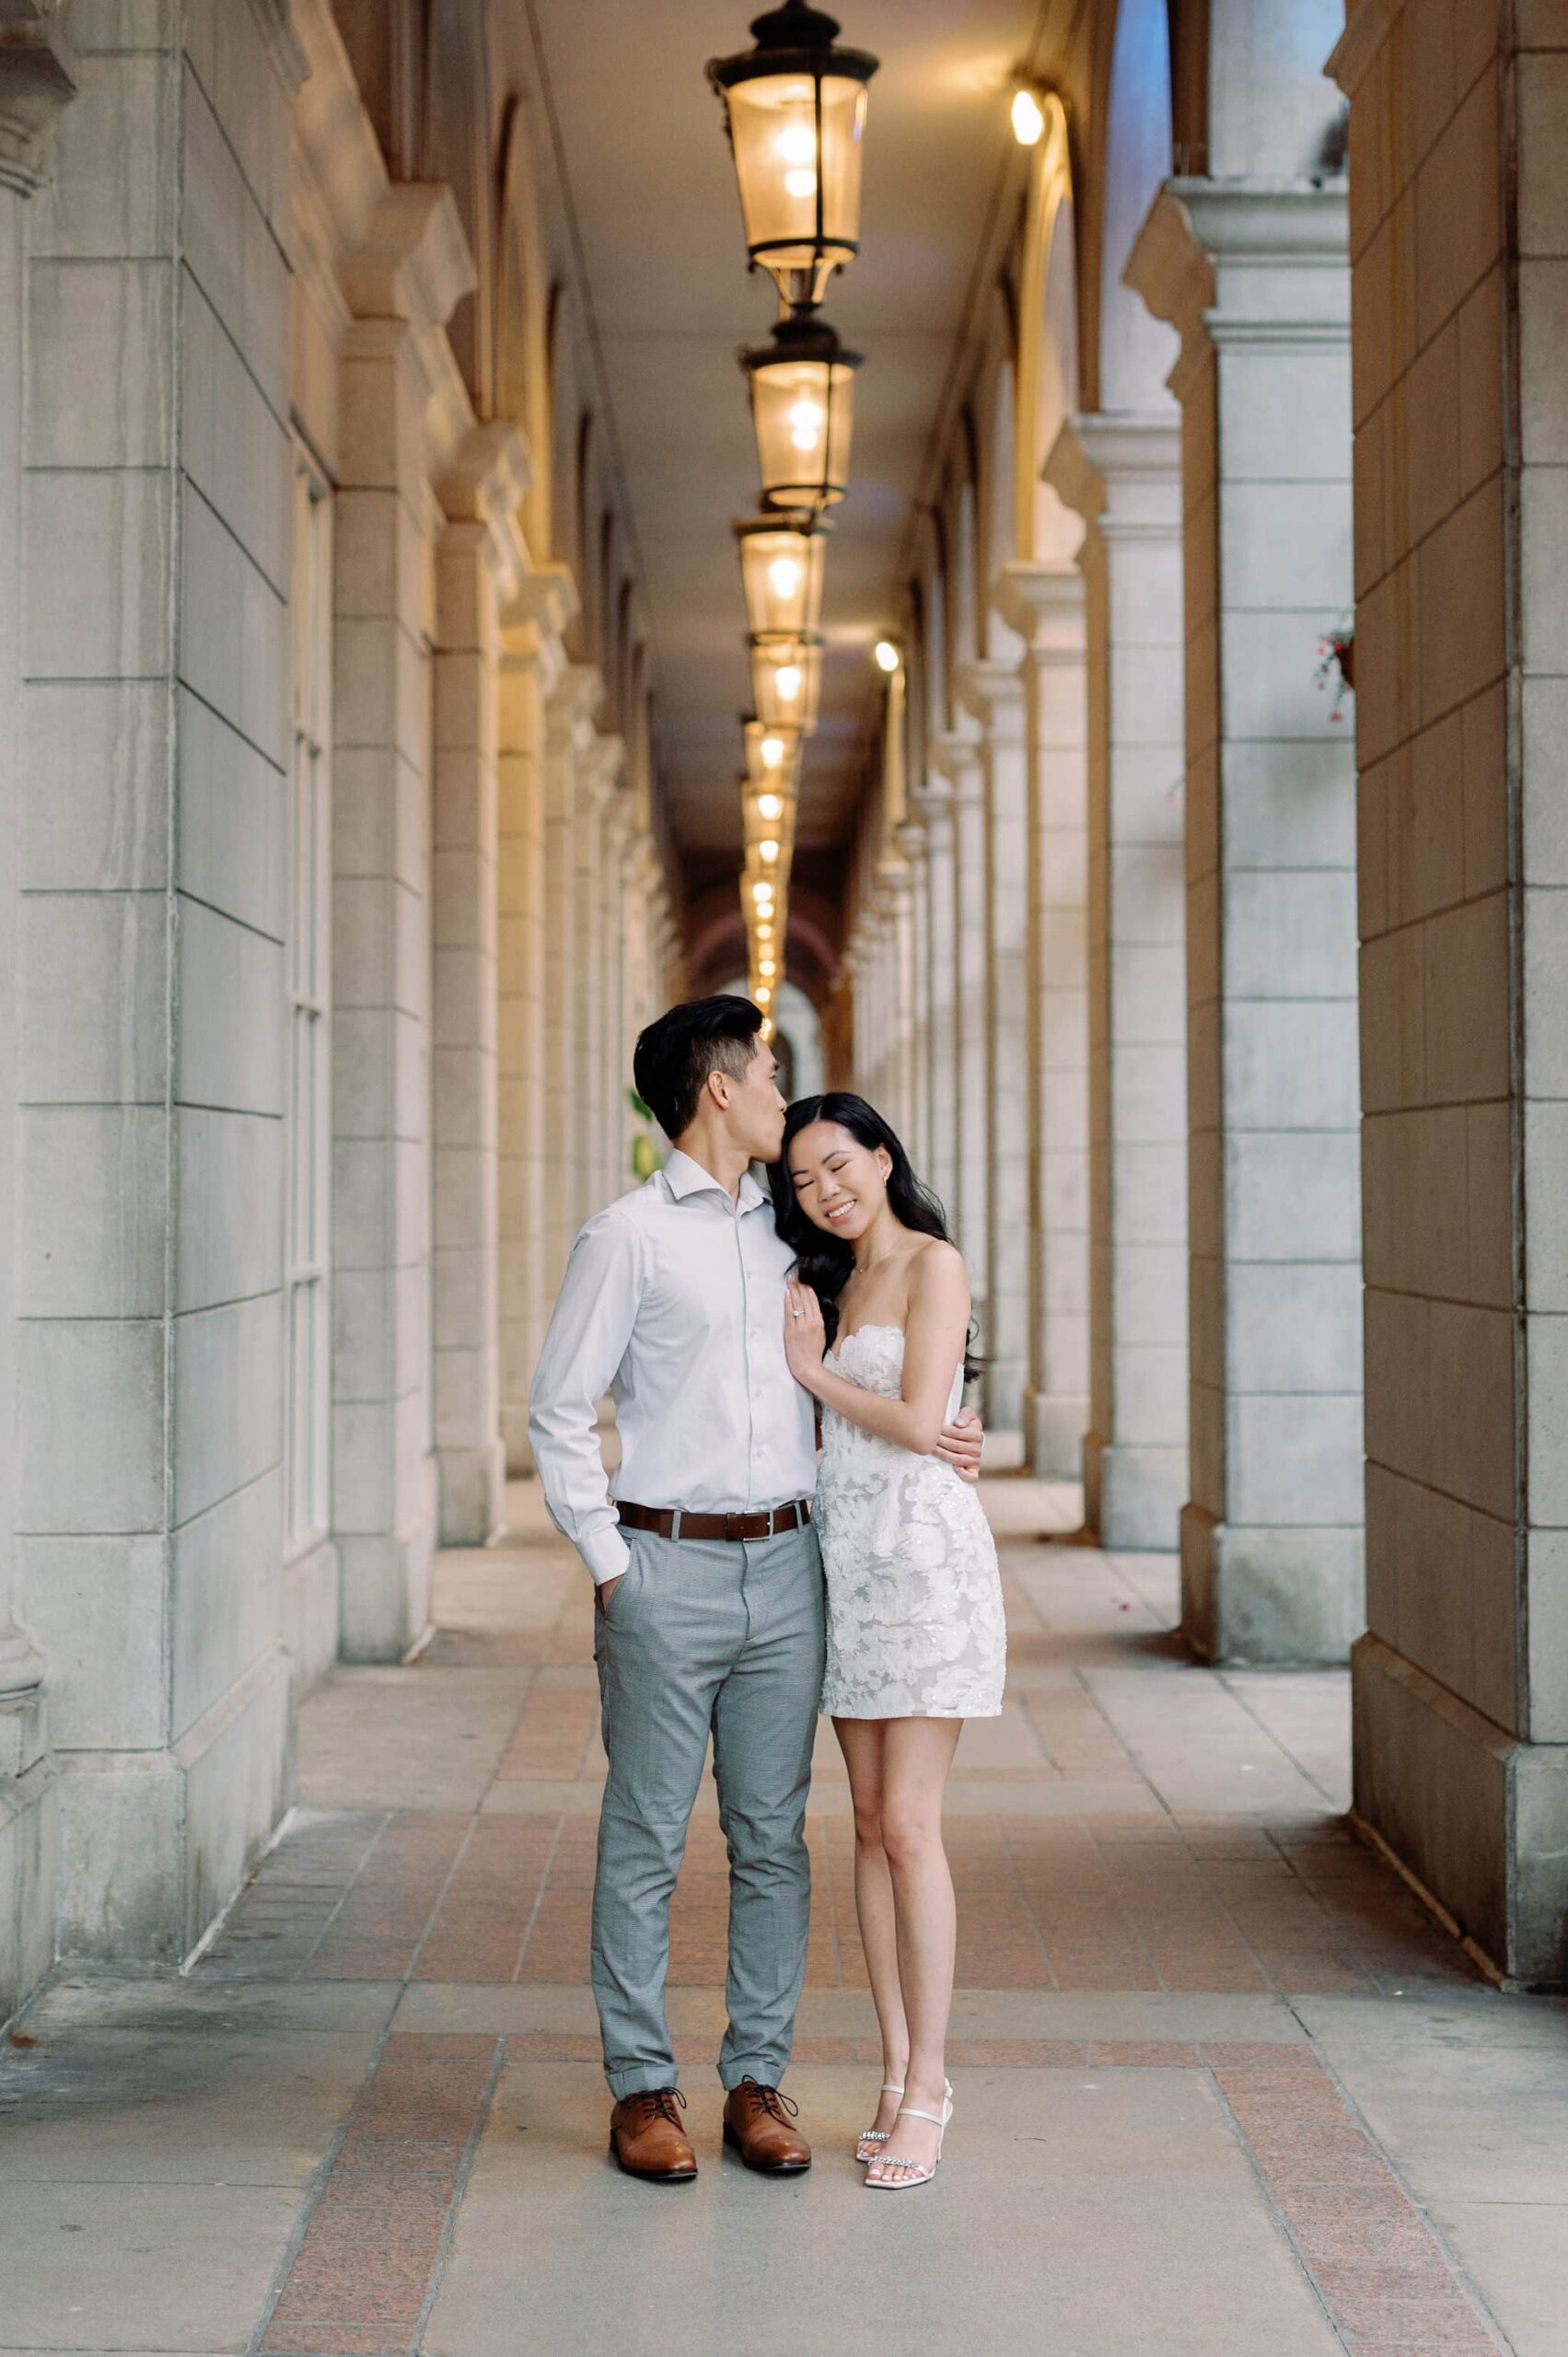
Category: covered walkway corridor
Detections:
[
  {"x1": 5, "y1": 0, "x2": 1568, "y2": 2347},
  {"x1": 6, "y1": 1469, "x2": 1561, "y2": 2356}
]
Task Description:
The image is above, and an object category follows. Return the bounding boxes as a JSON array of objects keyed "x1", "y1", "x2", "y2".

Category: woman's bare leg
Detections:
[
  {"x1": 865, "y1": 1717, "x2": 964, "y2": 2185},
  {"x1": 834, "y1": 1717, "x2": 908, "y2": 2148}
]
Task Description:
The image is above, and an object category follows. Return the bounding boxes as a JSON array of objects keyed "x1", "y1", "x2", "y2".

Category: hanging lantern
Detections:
[
  {"x1": 707, "y1": 2, "x2": 879, "y2": 310},
  {"x1": 736, "y1": 517, "x2": 827, "y2": 638},
  {"x1": 744, "y1": 717, "x2": 802, "y2": 795},
  {"x1": 749, "y1": 633, "x2": 822, "y2": 733},
  {"x1": 741, "y1": 309, "x2": 859, "y2": 513}
]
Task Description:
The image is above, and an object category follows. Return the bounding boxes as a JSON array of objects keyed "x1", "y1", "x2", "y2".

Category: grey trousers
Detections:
[{"x1": 590, "y1": 1520, "x2": 825, "y2": 2098}]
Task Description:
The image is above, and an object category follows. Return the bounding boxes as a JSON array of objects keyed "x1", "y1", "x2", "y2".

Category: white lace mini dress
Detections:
[{"x1": 816, "y1": 1324, "x2": 1006, "y2": 1719}]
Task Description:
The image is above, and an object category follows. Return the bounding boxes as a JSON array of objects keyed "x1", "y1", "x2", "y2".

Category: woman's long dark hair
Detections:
[{"x1": 770, "y1": 1092, "x2": 979, "y2": 1378}]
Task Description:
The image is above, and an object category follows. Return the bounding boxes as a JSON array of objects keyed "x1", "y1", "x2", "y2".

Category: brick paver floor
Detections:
[{"x1": 5, "y1": 1472, "x2": 1564, "y2": 2357}]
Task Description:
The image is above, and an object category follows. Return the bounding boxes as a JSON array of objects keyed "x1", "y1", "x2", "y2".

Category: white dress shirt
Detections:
[{"x1": 528, "y1": 1149, "x2": 818, "y2": 1583}]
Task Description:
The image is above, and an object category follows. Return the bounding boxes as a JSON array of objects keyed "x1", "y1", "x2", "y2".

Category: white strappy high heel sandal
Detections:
[
  {"x1": 854, "y1": 2081, "x2": 904, "y2": 2164},
  {"x1": 865, "y1": 2080, "x2": 953, "y2": 2190}
]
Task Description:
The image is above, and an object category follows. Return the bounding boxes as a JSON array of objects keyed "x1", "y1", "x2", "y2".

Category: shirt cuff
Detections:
[{"x1": 579, "y1": 1522, "x2": 632, "y2": 1585}]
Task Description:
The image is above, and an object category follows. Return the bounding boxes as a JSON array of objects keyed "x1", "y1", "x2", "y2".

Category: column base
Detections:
[
  {"x1": 1179, "y1": 1504, "x2": 1363, "y2": 1664},
  {"x1": 54, "y1": 1644, "x2": 292, "y2": 1966},
  {"x1": 0, "y1": 1694, "x2": 56, "y2": 2026},
  {"x1": 1353, "y1": 1632, "x2": 1568, "y2": 1989},
  {"x1": 1083, "y1": 1434, "x2": 1185, "y2": 1552},
  {"x1": 339, "y1": 1464, "x2": 436, "y2": 1663},
  {"x1": 438, "y1": 1439, "x2": 505, "y2": 1548},
  {"x1": 1024, "y1": 1387, "x2": 1088, "y2": 1480},
  {"x1": 282, "y1": 1538, "x2": 340, "y2": 1701}
]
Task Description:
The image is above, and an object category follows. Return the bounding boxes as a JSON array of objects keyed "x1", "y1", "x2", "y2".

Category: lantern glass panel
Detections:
[
  {"x1": 750, "y1": 636, "x2": 822, "y2": 733},
  {"x1": 725, "y1": 71, "x2": 868, "y2": 300},
  {"x1": 750, "y1": 352, "x2": 855, "y2": 512},
  {"x1": 738, "y1": 525, "x2": 825, "y2": 637}
]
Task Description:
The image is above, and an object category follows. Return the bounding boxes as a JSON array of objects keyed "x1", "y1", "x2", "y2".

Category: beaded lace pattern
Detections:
[{"x1": 816, "y1": 1325, "x2": 1006, "y2": 1720}]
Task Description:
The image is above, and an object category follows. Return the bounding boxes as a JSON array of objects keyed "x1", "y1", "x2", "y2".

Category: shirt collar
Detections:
[{"x1": 663, "y1": 1149, "x2": 770, "y2": 1216}]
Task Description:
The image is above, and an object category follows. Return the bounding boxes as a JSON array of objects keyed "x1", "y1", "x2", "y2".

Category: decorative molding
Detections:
[
  {"x1": 1126, "y1": 180, "x2": 1351, "y2": 398},
  {"x1": 993, "y1": 558, "x2": 1085, "y2": 650},
  {"x1": 341, "y1": 184, "x2": 476, "y2": 338},
  {"x1": 1044, "y1": 413, "x2": 1180, "y2": 547},
  {"x1": 0, "y1": 3, "x2": 76, "y2": 197},
  {"x1": 1326, "y1": 0, "x2": 1405, "y2": 99},
  {"x1": 439, "y1": 420, "x2": 531, "y2": 603}
]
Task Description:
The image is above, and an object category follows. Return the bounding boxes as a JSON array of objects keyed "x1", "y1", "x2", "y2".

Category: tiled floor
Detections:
[{"x1": 5, "y1": 1473, "x2": 1566, "y2": 2356}]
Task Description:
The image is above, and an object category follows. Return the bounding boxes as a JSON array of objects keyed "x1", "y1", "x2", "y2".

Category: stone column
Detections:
[
  {"x1": 1002, "y1": 567, "x2": 1093, "y2": 1479},
  {"x1": 0, "y1": 0, "x2": 75, "y2": 2016},
  {"x1": 1046, "y1": 415, "x2": 1190, "y2": 1549},
  {"x1": 596, "y1": 759, "x2": 630, "y2": 1202},
  {"x1": 497, "y1": 569, "x2": 571, "y2": 1476},
  {"x1": 542, "y1": 666, "x2": 598, "y2": 1288},
  {"x1": 429, "y1": 427, "x2": 527, "y2": 1545},
  {"x1": 897, "y1": 819, "x2": 932, "y2": 1171},
  {"x1": 15, "y1": 3, "x2": 306, "y2": 1957},
  {"x1": 331, "y1": 188, "x2": 476, "y2": 1659},
  {"x1": 958, "y1": 665, "x2": 1031, "y2": 1434},
  {"x1": 1128, "y1": 175, "x2": 1362, "y2": 1661},
  {"x1": 911, "y1": 776, "x2": 958, "y2": 1222},
  {"x1": 932, "y1": 734, "x2": 990, "y2": 1346},
  {"x1": 1330, "y1": 0, "x2": 1568, "y2": 1981}
]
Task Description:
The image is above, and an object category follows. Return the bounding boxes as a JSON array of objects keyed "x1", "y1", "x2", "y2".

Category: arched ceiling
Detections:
[{"x1": 524, "y1": 0, "x2": 1048, "y2": 883}]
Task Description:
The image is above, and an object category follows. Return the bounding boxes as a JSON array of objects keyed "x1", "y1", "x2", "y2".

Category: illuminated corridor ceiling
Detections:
[{"x1": 526, "y1": 0, "x2": 1049, "y2": 871}]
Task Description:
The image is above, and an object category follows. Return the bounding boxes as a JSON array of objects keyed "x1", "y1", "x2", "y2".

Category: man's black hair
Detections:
[{"x1": 633, "y1": 995, "x2": 764, "y2": 1143}]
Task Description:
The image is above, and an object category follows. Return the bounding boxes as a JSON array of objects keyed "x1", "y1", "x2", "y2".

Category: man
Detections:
[{"x1": 528, "y1": 996, "x2": 983, "y2": 2183}]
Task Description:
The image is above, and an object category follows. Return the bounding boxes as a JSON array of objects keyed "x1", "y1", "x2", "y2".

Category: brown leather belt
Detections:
[{"x1": 616, "y1": 1498, "x2": 812, "y2": 1542}]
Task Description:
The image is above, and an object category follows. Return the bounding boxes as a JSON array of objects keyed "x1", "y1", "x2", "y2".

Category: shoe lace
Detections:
[
  {"x1": 738, "y1": 2076, "x2": 798, "y2": 2124},
  {"x1": 632, "y1": 2086, "x2": 686, "y2": 2130}
]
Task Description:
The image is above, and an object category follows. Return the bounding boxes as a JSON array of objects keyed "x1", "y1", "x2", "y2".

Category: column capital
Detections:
[
  {"x1": 993, "y1": 560, "x2": 1086, "y2": 656},
  {"x1": 0, "y1": 1625, "x2": 45, "y2": 1704},
  {"x1": 547, "y1": 660, "x2": 604, "y2": 754},
  {"x1": 0, "y1": 3, "x2": 76, "y2": 195},
  {"x1": 1125, "y1": 179, "x2": 1350, "y2": 396},
  {"x1": 894, "y1": 819, "x2": 928, "y2": 872},
  {"x1": 439, "y1": 420, "x2": 531, "y2": 600},
  {"x1": 927, "y1": 730, "x2": 985, "y2": 804},
  {"x1": 957, "y1": 656, "x2": 1027, "y2": 736},
  {"x1": 1043, "y1": 413, "x2": 1181, "y2": 540}
]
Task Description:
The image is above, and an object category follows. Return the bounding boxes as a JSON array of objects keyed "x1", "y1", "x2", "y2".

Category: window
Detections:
[{"x1": 285, "y1": 456, "x2": 333, "y2": 1554}]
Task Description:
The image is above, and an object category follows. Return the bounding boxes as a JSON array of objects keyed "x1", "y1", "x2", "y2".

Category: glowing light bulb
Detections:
[
  {"x1": 1012, "y1": 87, "x2": 1045, "y2": 146},
  {"x1": 874, "y1": 639, "x2": 900, "y2": 673},
  {"x1": 760, "y1": 838, "x2": 780, "y2": 864},
  {"x1": 758, "y1": 792, "x2": 783, "y2": 821},
  {"x1": 756, "y1": 984, "x2": 772, "y2": 1004},
  {"x1": 788, "y1": 399, "x2": 824, "y2": 452},
  {"x1": 777, "y1": 123, "x2": 816, "y2": 166},
  {"x1": 768, "y1": 556, "x2": 801, "y2": 598},
  {"x1": 752, "y1": 880, "x2": 773, "y2": 905},
  {"x1": 756, "y1": 921, "x2": 773, "y2": 942},
  {"x1": 776, "y1": 665, "x2": 801, "y2": 701},
  {"x1": 784, "y1": 168, "x2": 817, "y2": 199},
  {"x1": 760, "y1": 735, "x2": 785, "y2": 768},
  {"x1": 760, "y1": 959, "x2": 776, "y2": 978}
]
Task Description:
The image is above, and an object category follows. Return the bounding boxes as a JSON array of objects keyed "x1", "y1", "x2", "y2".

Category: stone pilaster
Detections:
[
  {"x1": 0, "y1": 0, "x2": 75, "y2": 2021},
  {"x1": 958, "y1": 664, "x2": 1031, "y2": 1435},
  {"x1": 497, "y1": 568, "x2": 572, "y2": 1476},
  {"x1": 931, "y1": 735, "x2": 990, "y2": 1352},
  {"x1": 1046, "y1": 415, "x2": 1189, "y2": 1550},
  {"x1": 1330, "y1": 0, "x2": 1568, "y2": 1981},
  {"x1": 542, "y1": 666, "x2": 599, "y2": 1290},
  {"x1": 1128, "y1": 178, "x2": 1362, "y2": 1660},
  {"x1": 1000, "y1": 565, "x2": 1092, "y2": 1479},
  {"x1": 896, "y1": 819, "x2": 932, "y2": 1173},
  {"x1": 911, "y1": 776, "x2": 958, "y2": 1223},
  {"x1": 430, "y1": 426, "x2": 528, "y2": 1545}
]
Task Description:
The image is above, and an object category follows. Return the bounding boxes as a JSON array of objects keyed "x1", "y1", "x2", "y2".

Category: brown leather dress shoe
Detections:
[
  {"x1": 722, "y1": 2077, "x2": 811, "y2": 2173},
  {"x1": 610, "y1": 2087, "x2": 698, "y2": 2182}
]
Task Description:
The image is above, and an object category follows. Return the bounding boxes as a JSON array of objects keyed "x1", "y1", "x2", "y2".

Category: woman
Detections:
[{"x1": 772, "y1": 1093, "x2": 1005, "y2": 2190}]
